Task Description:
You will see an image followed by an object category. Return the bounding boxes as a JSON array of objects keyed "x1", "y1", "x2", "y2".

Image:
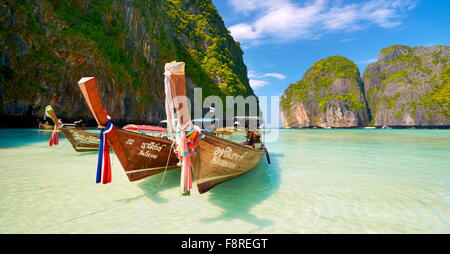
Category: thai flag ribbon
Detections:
[
  {"x1": 96, "y1": 121, "x2": 115, "y2": 184},
  {"x1": 48, "y1": 121, "x2": 62, "y2": 146}
]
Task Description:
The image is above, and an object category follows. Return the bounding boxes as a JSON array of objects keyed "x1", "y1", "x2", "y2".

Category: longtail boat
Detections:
[
  {"x1": 45, "y1": 105, "x2": 100, "y2": 152},
  {"x1": 60, "y1": 128, "x2": 100, "y2": 152},
  {"x1": 40, "y1": 123, "x2": 55, "y2": 130},
  {"x1": 164, "y1": 61, "x2": 269, "y2": 194},
  {"x1": 77, "y1": 77, "x2": 179, "y2": 182}
]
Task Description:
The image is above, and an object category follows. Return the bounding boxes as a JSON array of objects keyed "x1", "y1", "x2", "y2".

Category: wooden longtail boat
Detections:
[
  {"x1": 191, "y1": 132, "x2": 266, "y2": 193},
  {"x1": 60, "y1": 128, "x2": 100, "y2": 152},
  {"x1": 77, "y1": 77, "x2": 179, "y2": 181},
  {"x1": 40, "y1": 123, "x2": 55, "y2": 130},
  {"x1": 165, "y1": 61, "x2": 269, "y2": 194},
  {"x1": 45, "y1": 105, "x2": 100, "y2": 152}
]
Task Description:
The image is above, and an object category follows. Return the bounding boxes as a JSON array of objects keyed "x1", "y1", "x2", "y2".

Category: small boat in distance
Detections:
[
  {"x1": 45, "y1": 105, "x2": 101, "y2": 152},
  {"x1": 39, "y1": 122, "x2": 55, "y2": 130},
  {"x1": 77, "y1": 77, "x2": 179, "y2": 182}
]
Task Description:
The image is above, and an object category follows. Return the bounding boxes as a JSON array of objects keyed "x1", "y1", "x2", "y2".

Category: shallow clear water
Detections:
[{"x1": 0, "y1": 128, "x2": 449, "y2": 233}]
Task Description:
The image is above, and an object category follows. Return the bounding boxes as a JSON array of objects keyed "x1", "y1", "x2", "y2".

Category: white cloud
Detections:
[
  {"x1": 358, "y1": 58, "x2": 378, "y2": 64},
  {"x1": 247, "y1": 70, "x2": 258, "y2": 79},
  {"x1": 227, "y1": 23, "x2": 260, "y2": 40},
  {"x1": 248, "y1": 71, "x2": 286, "y2": 80},
  {"x1": 340, "y1": 38, "x2": 356, "y2": 43},
  {"x1": 228, "y1": 0, "x2": 264, "y2": 13},
  {"x1": 261, "y1": 73, "x2": 287, "y2": 80},
  {"x1": 249, "y1": 79, "x2": 270, "y2": 88},
  {"x1": 227, "y1": 0, "x2": 418, "y2": 44}
]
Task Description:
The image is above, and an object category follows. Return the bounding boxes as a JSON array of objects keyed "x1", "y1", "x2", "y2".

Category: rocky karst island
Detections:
[
  {"x1": 281, "y1": 45, "x2": 450, "y2": 128},
  {"x1": 0, "y1": 0, "x2": 253, "y2": 126}
]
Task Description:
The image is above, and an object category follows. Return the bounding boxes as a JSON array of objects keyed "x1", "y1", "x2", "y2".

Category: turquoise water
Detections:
[{"x1": 0, "y1": 129, "x2": 449, "y2": 233}]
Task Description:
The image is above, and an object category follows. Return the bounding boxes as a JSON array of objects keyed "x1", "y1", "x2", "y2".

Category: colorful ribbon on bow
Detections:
[
  {"x1": 175, "y1": 125, "x2": 202, "y2": 195},
  {"x1": 96, "y1": 121, "x2": 115, "y2": 184},
  {"x1": 48, "y1": 121, "x2": 63, "y2": 146}
]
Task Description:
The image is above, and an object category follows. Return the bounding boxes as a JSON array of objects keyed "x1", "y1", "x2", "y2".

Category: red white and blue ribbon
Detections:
[
  {"x1": 48, "y1": 121, "x2": 63, "y2": 146},
  {"x1": 96, "y1": 121, "x2": 115, "y2": 184}
]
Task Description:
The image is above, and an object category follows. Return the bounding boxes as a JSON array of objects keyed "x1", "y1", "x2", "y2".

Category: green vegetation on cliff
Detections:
[
  {"x1": 364, "y1": 44, "x2": 449, "y2": 125},
  {"x1": 0, "y1": 0, "x2": 253, "y2": 121},
  {"x1": 165, "y1": 0, "x2": 251, "y2": 97},
  {"x1": 422, "y1": 64, "x2": 450, "y2": 117},
  {"x1": 281, "y1": 56, "x2": 368, "y2": 127},
  {"x1": 288, "y1": 56, "x2": 359, "y2": 97}
]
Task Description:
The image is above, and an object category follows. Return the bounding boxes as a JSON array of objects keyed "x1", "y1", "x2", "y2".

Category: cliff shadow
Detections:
[{"x1": 201, "y1": 152, "x2": 282, "y2": 230}]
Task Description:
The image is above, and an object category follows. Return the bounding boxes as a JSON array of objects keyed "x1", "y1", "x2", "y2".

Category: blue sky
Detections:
[{"x1": 212, "y1": 0, "x2": 450, "y2": 99}]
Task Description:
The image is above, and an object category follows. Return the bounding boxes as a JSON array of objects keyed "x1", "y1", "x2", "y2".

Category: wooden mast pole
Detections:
[
  {"x1": 165, "y1": 61, "x2": 195, "y2": 196},
  {"x1": 77, "y1": 77, "x2": 130, "y2": 170},
  {"x1": 45, "y1": 105, "x2": 59, "y2": 125},
  {"x1": 165, "y1": 61, "x2": 191, "y2": 127}
]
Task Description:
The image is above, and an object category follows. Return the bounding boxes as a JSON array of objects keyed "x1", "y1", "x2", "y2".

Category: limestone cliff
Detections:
[
  {"x1": 280, "y1": 56, "x2": 369, "y2": 128},
  {"x1": 363, "y1": 45, "x2": 449, "y2": 127},
  {"x1": 0, "y1": 0, "x2": 254, "y2": 126}
]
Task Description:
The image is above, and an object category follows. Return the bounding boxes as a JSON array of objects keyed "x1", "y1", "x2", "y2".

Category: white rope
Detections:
[{"x1": 151, "y1": 140, "x2": 175, "y2": 196}]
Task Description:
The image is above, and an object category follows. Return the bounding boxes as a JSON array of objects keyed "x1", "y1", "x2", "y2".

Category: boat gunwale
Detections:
[{"x1": 200, "y1": 131, "x2": 266, "y2": 154}]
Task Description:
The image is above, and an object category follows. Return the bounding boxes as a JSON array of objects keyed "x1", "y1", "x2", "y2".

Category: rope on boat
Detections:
[
  {"x1": 151, "y1": 140, "x2": 176, "y2": 196},
  {"x1": 48, "y1": 140, "x2": 70, "y2": 153},
  {"x1": 62, "y1": 205, "x2": 122, "y2": 224},
  {"x1": 4, "y1": 184, "x2": 67, "y2": 194}
]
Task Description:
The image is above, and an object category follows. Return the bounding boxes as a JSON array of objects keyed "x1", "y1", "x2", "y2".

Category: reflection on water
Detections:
[{"x1": 202, "y1": 153, "x2": 281, "y2": 230}]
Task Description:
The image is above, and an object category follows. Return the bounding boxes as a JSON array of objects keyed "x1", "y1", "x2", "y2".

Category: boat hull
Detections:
[
  {"x1": 60, "y1": 128, "x2": 100, "y2": 152},
  {"x1": 111, "y1": 129, "x2": 179, "y2": 181},
  {"x1": 41, "y1": 124, "x2": 54, "y2": 130},
  {"x1": 191, "y1": 133, "x2": 265, "y2": 193}
]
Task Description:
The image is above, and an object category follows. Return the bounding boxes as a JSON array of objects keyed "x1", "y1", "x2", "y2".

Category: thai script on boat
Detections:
[
  {"x1": 125, "y1": 139, "x2": 135, "y2": 145},
  {"x1": 211, "y1": 147, "x2": 247, "y2": 169},
  {"x1": 138, "y1": 150, "x2": 158, "y2": 159},
  {"x1": 141, "y1": 142, "x2": 165, "y2": 151}
]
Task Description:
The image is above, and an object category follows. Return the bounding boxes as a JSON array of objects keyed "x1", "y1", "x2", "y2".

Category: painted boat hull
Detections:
[
  {"x1": 191, "y1": 132, "x2": 265, "y2": 193},
  {"x1": 108, "y1": 129, "x2": 179, "y2": 181},
  {"x1": 60, "y1": 128, "x2": 100, "y2": 152}
]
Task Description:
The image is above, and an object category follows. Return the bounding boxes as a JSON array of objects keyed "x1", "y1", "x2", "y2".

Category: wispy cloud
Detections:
[
  {"x1": 358, "y1": 58, "x2": 378, "y2": 64},
  {"x1": 261, "y1": 73, "x2": 287, "y2": 79},
  {"x1": 228, "y1": 0, "x2": 418, "y2": 45},
  {"x1": 248, "y1": 70, "x2": 258, "y2": 79},
  {"x1": 248, "y1": 71, "x2": 286, "y2": 80},
  {"x1": 340, "y1": 38, "x2": 356, "y2": 43},
  {"x1": 249, "y1": 79, "x2": 270, "y2": 89}
]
